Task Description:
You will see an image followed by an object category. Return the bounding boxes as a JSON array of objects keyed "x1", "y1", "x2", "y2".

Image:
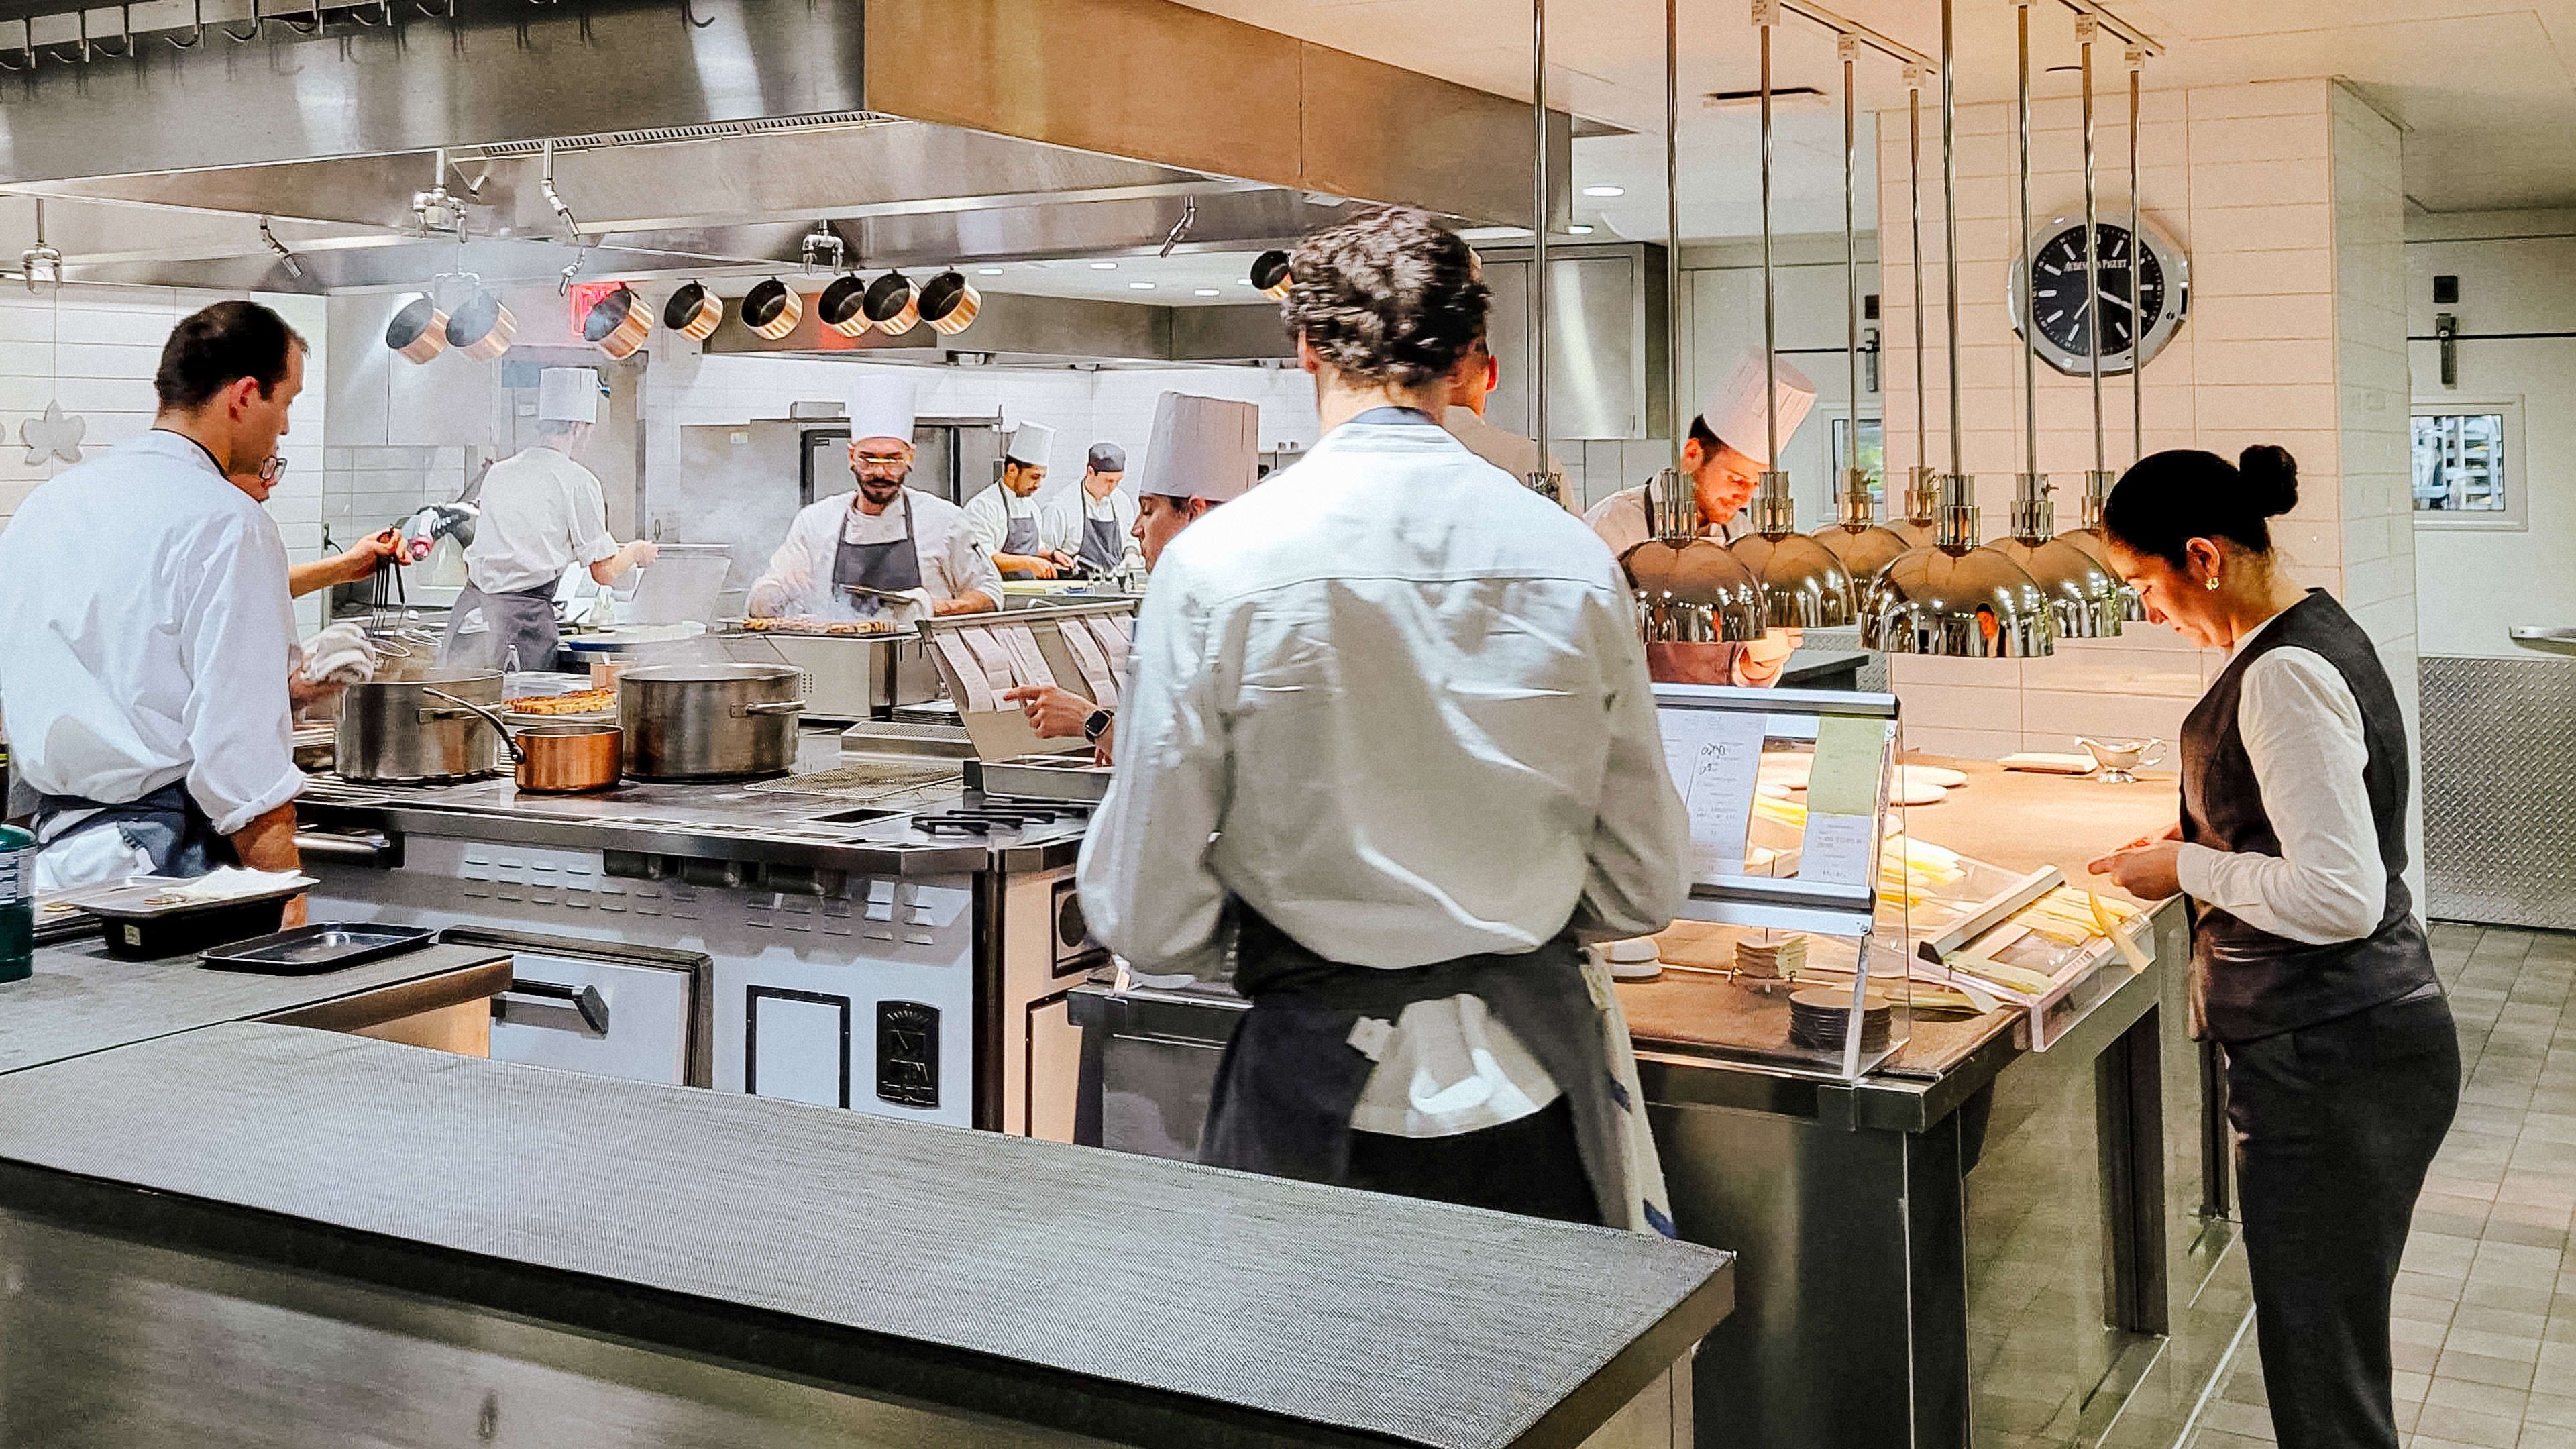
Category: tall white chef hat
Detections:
[
  {"x1": 1136, "y1": 392, "x2": 1259, "y2": 502},
  {"x1": 1699, "y1": 351, "x2": 1817, "y2": 467},
  {"x1": 847, "y1": 373, "x2": 919, "y2": 449},
  {"x1": 537, "y1": 367, "x2": 600, "y2": 425},
  {"x1": 1003, "y1": 420, "x2": 1055, "y2": 468}
]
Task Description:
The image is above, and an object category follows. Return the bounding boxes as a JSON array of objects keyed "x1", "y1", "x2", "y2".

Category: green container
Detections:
[{"x1": 0, "y1": 823, "x2": 31, "y2": 985}]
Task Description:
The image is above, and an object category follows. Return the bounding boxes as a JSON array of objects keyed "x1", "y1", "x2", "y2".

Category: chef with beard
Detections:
[{"x1": 746, "y1": 376, "x2": 1000, "y2": 622}]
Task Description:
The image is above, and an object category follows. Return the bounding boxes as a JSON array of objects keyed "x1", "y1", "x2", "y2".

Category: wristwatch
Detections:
[{"x1": 1081, "y1": 708, "x2": 1114, "y2": 742}]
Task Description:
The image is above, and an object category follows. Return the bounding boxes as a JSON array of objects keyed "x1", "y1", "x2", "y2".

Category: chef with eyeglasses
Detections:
[
  {"x1": 962, "y1": 421, "x2": 1070, "y2": 580},
  {"x1": 746, "y1": 375, "x2": 1001, "y2": 623}
]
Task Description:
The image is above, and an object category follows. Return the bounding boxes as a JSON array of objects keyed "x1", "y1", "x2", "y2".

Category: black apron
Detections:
[
  {"x1": 441, "y1": 583, "x2": 561, "y2": 674},
  {"x1": 33, "y1": 780, "x2": 235, "y2": 881},
  {"x1": 1075, "y1": 504, "x2": 1125, "y2": 576},
  {"x1": 833, "y1": 487, "x2": 927, "y2": 600},
  {"x1": 1199, "y1": 905, "x2": 1639, "y2": 1232}
]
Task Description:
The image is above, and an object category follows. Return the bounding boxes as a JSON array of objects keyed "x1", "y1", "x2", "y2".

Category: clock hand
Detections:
[{"x1": 2094, "y1": 288, "x2": 2132, "y2": 313}]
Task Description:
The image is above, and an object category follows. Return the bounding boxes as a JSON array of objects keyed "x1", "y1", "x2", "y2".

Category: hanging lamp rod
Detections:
[
  {"x1": 1776, "y1": 0, "x2": 1927, "y2": 68},
  {"x1": 2048, "y1": 0, "x2": 2161, "y2": 56}
]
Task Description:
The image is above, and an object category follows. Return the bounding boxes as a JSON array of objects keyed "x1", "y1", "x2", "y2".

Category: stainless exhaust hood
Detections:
[{"x1": 0, "y1": 0, "x2": 1568, "y2": 297}]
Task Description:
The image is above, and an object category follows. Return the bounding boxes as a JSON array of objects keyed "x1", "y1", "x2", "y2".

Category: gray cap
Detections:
[{"x1": 1087, "y1": 443, "x2": 1127, "y2": 474}]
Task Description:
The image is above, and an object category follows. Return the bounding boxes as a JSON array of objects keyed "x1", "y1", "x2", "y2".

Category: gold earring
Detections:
[{"x1": 2205, "y1": 575, "x2": 2221, "y2": 591}]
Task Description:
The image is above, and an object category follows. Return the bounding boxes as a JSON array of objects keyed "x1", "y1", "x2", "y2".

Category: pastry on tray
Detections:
[
  {"x1": 504, "y1": 688, "x2": 619, "y2": 716},
  {"x1": 739, "y1": 615, "x2": 896, "y2": 637}
]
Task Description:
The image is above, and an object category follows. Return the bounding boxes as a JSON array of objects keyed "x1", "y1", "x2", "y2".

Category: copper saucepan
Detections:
[
  {"x1": 743, "y1": 278, "x2": 803, "y2": 340},
  {"x1": 863, "y1": 270, "x2": 920, "y2": 335},
  {"x1": 916, "y1": 270, "x2": 979, "y2": 337},
  {"x1": 446, "y1": 290, "x2": 518, "y2": 360},
  {"x1": 663, "y1": 281, "x2": 724, "y2": 341},
  {"x1": 817, "y1": 274, "x2": 872, "y2": 339},
  {"x1": 584, "y1": 285, "x2": 651, "y2": 360},
  {"x1": 386, "y1": 295, "x2": 449, "y2": 364},
  {"x1": 1250, "y1": 249, "x2": 1293, "y2": 301},
  {"x1": 514, "y1": 722, "x2": 624, "y2": 794}
]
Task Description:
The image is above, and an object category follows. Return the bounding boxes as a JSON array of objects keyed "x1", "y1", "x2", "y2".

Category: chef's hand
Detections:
[
  {"x1": 1020, "y1": 555, "x2": 1063, "y2": 580},
  {"x1": 280, "y1": 895, "x2": 309, "y2": 930},
  {"x1": 1002, "y1": 684, "x2": 1095, "y2": 739},
  {"x1": 1047, "y1": 549, "x2": 1077, "y2": 572},
  {"x1": 287, "y1": 663, "x2": 346, "y2": 712},
  {"x1": 2108, "y1": 822, "x2": 2184, "y2": 855},
  {"x1": 1092, "y1": 718, "x2": 1116, "y2": 767},
  {"x1": 2088, "y1": 839, "x2": 2182, "y2": 900},
  {"x1": 1735, "y1": 627, "x2": 1801, "y2": 687}
]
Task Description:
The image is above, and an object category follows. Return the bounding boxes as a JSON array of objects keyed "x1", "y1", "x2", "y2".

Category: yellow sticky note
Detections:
[{"x1": 1807, "y1": 715, "x2": 1886, "y2": 818}]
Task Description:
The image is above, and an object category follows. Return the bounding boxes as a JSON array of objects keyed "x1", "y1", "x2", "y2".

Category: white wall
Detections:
[
  {"x1": 2405, "y1": 210, "x2": 2576, "y2": 659},
  {"x1": 0, "y1": 285, "x2": 327, "y2": 633}
]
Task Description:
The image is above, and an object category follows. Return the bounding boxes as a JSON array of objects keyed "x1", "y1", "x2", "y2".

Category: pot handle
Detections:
[
  {"x1": 421, "y1": 688, "x2": 525, "y2": 763},
  {"x1": 732, "y1": 699, "x2": 808, "y2": 717}
]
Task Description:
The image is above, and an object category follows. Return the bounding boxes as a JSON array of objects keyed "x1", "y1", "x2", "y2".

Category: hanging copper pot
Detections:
[
  {"x1": 445, "y1": 290, "x2": 517, "y2": 360},
  {"x1": 743, "y1": 278, "x2": 802, "y2": 340},
  {"x1": 1250, "y1": 249, "x2": 1293, "y2": 301},
  {"x1": 817, "y1": 274, "x2": 871, "y2": 339},
  {"x1": 663, "y1": 281, "x2": 723, "y2": 341},
  {"x1": 863, "y1": 270, "x2": 920, "y2": 335},
  {"x1": 386, "y1": 294, "x2": 449, "y2": 364},
  {"x1": 583, "y1": 285, "x2": 651, "y2": 360},
  {"x1": 916, "y1": 270, "x2": 979, "y2": 337}
]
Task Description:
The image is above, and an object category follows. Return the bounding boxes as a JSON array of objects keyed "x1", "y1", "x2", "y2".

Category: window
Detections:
[
  {"x1": 2412, "y1": 399, "x2": 2525, "y2": 530},
  {"x1": 1831, "y1": 417, "x2": 1885, "y2": 509}
]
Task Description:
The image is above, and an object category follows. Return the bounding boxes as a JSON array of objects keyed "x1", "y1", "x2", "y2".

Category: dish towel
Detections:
[{"x1": 299, "y1": 621, "x2": 379, "y2": 686}]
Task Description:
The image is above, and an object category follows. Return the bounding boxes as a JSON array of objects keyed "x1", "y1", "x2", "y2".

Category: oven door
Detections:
[{"x1": 446, "y1": 928, "x2": 712, "y2": 1089}]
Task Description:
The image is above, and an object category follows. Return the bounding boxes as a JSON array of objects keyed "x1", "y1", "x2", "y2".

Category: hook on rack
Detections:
[
  {"x1": 44, "y1": 7, "x2": 91, "y2": 64},
  {"x1": 1157, "y1": 197, "x2": 1196, "y2": 259},
  {"x1": 223, "y1": 0, "x2": 264, "y2": 42},
  {"x1": 0, "y1": 19, "x2": 28, "y2": 68},
  {"x1": 94, "y1": 5, "x2": 134, "y2": 55},
  {"x1": 679, "y1": 0, "x2": 716, "y2": 27},
  {"x1": 168, "y1": 0, "x2": 205, "y2": 46},
  {"x1": 276, "y1": 0, "x2": 321, "y2": 35}
]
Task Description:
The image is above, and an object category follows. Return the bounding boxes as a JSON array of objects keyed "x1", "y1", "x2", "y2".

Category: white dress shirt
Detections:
[
  {"x1": 0, "y1": 429, "x2": 301, "y2": 839},
  {"x1": 462, "y1": 446, "x2": 619, "y2": 595},
  {"x1": 745, "y1": 488, "x2": 1002, "y2": 620},
  {"x1": 959, "y1": 482, "x2": 1042, "y2": 557},
  {"x1": 2178, "y1": 608, "x2": 2390, "y2": 945},
  {"x1": 1077, "y1": 418, "x2": 1688, "y2": 1138},
  {"x1": 1038, "y1": 486, "x2": 1142, "y2": 574}
]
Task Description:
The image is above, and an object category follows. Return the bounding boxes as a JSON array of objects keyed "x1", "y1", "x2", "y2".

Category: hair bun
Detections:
[{"x1": 2237, "y1": 444, "x2": 2299, "y2": 519}]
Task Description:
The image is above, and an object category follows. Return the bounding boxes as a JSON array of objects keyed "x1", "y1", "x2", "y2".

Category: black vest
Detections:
[{"x1": 2180, "y1": 590, "x2": 2436, "y2": 1042}]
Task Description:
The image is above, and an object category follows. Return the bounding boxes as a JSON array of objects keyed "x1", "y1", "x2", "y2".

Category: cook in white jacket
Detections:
[
  {"x1": 745, "y1": 376, "x2": 1001, "y2": 621},
  {"x1": 1036, "y1": 441, "x2": 1142, "y2": 580},
  {"x1": 0, "y1": 302, "x2": 332, "y2": 904},
  {"x1": 441, "y1": 368, "x2": 657, "y2": 673},
  {"x1": 960, "y1": 421, "x2": 1066, "y2": 580}
]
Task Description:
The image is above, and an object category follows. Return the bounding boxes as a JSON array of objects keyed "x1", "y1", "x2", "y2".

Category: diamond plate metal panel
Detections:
[{"x1": 2422, "y1": 654, "x2": 2576, "y2": 931}]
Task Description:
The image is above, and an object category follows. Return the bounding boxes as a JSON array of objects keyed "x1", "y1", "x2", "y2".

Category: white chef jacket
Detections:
[
  {"x1": 959, "y1": 482, "x2": 1043, "y2": 557},
  {"x1": 2176, "y1": 606, "x2": 2390, "y2": 945},
  {"x1": 745, "y1": 488, "x2": 1002, "y2": 621},
  {"x1": 1038, "y1": 486, "x2": 1142, "y2": 575},
  {"x1": 462, "y1": 445, "x2": 620, "y2": 595},
  {"x1": 1583, "y1": 482, "x2": 1739, "y2": 560},
  {"x1": 0, "y1": 429, "x2": 301, "y2": 839},
  {"x1": 1077, "y1": 418, "x2": 1689, "y2": 1138}
]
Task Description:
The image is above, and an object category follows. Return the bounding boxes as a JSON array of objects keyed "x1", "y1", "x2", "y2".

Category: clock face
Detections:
[{"x1": 2009, "y1": 215, "x2": 2190, "y2": 376}]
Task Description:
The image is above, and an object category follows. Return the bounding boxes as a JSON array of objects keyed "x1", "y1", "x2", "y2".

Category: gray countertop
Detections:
[
  {"x1": 0, "y1": 937, "x2": 513, "y2": 1077},
  {"x1": 0, "y1": 1022, "x2": 1733, "y2": 1449}
]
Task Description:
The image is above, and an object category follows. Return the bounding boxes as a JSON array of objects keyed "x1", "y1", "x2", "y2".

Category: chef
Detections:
[
  {"x1": 962, "y1": 421, "x2": 1068, "y2": 580},
  {"x1": 1440, "y1": 333, "x2": 1570, "y2": 511},
  {"x1": 746, "y1": 376, "x2": 1001, "y2": 621},
  {"x1": 1079, "y1": 209, "x2": 1684, "y2": 1231},
  {"x1": 1037, "y1": 442, "x2": 1142, "y2": 580},
  {"x1": 1004, "y1": 394, "x2": 1259, "y2": 761},
  {"x1": 0, "y1": 301, "x2": 325, "y2": 896},
  {"x1": 1588, "y1": 351, "x2": 1817, "y2": 687},
  {"x1": 440, "y1": 368, "x2": 658, "y2": 672}
]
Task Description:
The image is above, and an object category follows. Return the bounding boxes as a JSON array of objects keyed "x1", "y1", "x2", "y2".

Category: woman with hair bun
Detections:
[{"x1": 2089, "y1": 444, "x2": 2457, "y2": 1449}]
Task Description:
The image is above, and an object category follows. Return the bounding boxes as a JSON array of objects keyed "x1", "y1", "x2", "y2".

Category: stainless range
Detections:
[{"x1": 294, "y1": 734, "x2": 1100, "y2": 1136}]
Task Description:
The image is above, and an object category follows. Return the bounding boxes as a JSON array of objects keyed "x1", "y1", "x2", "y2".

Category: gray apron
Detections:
[
  {"x1": 997, "y1": 502, "x2": 1042, "y2": 580},
  {"x1": 441, "y1": 583, "x2": 561, "y2": 674},
  {"x1": 1075, "y1": 506, "x2": 1125, "y2": 576},
  {"x1": 834, "y1": 488, "x2": 927, "y2": 599},
  {"x1": 33, "y1": 780, "x2": 233, "y2": 881}
]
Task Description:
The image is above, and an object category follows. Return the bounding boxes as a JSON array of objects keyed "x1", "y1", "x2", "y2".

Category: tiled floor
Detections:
[{"x1": 2185, "y1": 923, "x2": 2576, "y2": 1449}]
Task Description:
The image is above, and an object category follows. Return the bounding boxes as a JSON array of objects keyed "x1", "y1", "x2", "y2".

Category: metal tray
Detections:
[
  {"x1": 198, "y1": 922, "x2": 438, "y2": 975},
  {"x1": 78, "y1": 875, "x2": 315, "y2": 921}
]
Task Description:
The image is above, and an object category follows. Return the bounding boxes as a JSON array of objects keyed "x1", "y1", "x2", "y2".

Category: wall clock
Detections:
[{"x1": 2006, "y1": 211, "x2": 2190, "y2": 377}]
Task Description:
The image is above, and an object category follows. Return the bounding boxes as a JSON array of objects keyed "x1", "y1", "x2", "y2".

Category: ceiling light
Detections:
[
  {"x1": 1129, "y1": 281, "x2": 1156, "y2": 290},
  {"x1": 1582, "y1": 185, "x2": 1625, "y2": 198},
  {"x1": 1194, "y1": 288, "x2": 1221, "y2": 297},
  {"x1": 977, "y1": 266, "x2": 1004, "y2": 276},
  {"x1": 1236, "y1": 278, "x2": 1255, "y2": 286},
  {"x1": 1089, "y1": 261, "x2": 1118, "y2": 271},
  {"x1": 1567, "y1": 223, "x2": 1596, "y2": 235}
]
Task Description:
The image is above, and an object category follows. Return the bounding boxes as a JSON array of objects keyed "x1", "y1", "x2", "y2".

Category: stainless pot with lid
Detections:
[
  {"x1": 619, "y1": 664, "x2": 805, "y2": 780},
  {"x1": 335, "y1": 668, "x2": 506, "y2": 783}
]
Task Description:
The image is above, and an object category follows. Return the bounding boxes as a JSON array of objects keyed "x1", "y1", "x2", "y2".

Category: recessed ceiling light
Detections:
[
  {"x1": 1567, "y1": 223, "x2": 1596, "y2": 235},
  {"x1": 977, "y1": 266, "x2": 1004, "y2": 275},
  {"x1": 1236, "y1": 277, "x2": 1255, "y2": 286},
  {"x1": 1130, "y1": 281, "x2": 1157, "y2": 290},
  {"x1": 1582, "y1": 185, "x2": 1624, "y2": 197},
  {"x1": 1089, "y1": 261, "x2": 1118, "y2": 270},
  {"x1": 1194, "y1": 288, "x2": 1221, "y2": 297}
]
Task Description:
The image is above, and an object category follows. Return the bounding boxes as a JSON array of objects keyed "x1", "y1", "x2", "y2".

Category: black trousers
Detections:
[
  {"x1": 2225, "y1": 991, "x2": 2460, "y2": 1449},
  {"x1": 1345, "y1": 1098, "x2": 1601, "y2": 1226}
]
